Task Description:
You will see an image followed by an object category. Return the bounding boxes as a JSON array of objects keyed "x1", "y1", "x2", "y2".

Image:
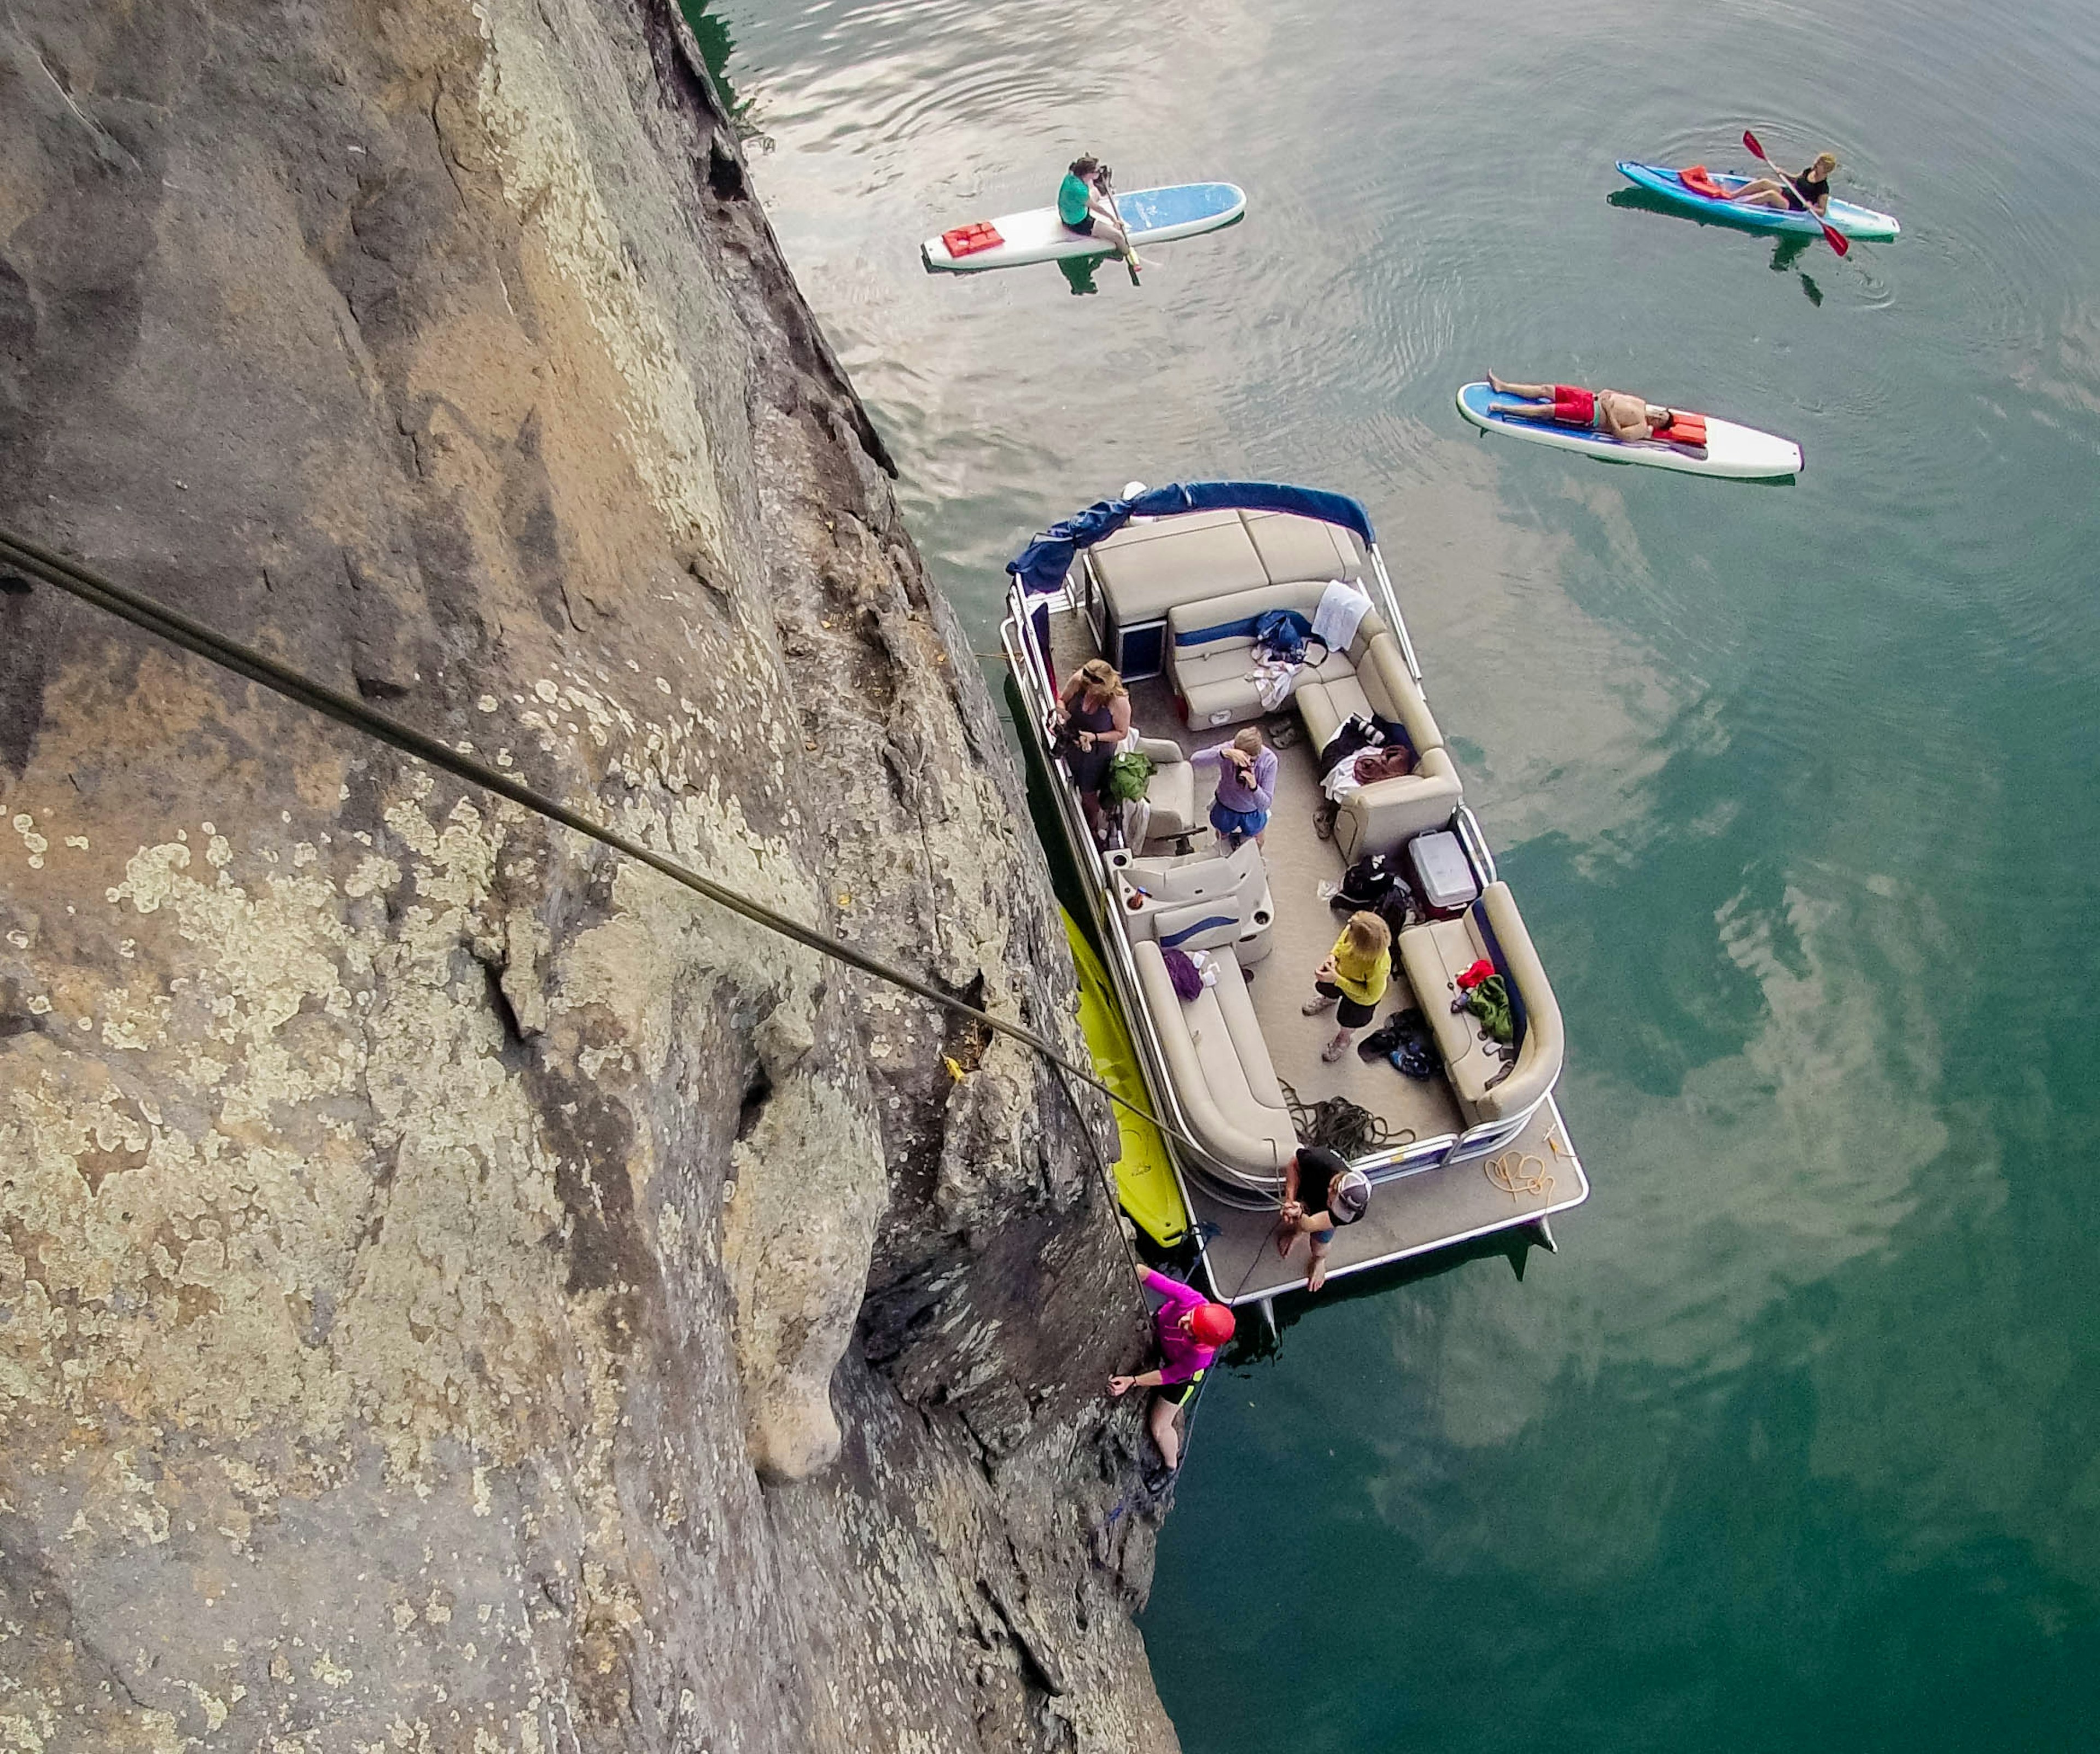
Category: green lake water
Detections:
[{"x1": 703, "y1": 1, "x2": 2100, "y2": 1746}]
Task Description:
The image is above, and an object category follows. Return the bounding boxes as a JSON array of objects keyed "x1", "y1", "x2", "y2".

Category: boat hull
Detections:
[
  {"x1": 1615, "y1": 160, "x2": 1900, "y2": 240},
  {"x1": 1456, "y1": 381, "x2": 1804, "y2": 480}
]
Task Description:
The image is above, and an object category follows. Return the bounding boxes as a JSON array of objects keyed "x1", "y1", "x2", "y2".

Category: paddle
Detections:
[
  {"x1": 1742, "y1": 130, "x2": 1849, "y2": 257},
  {"x1": 1099, "y1": 168, "x2": 1142, "y2": 286}
]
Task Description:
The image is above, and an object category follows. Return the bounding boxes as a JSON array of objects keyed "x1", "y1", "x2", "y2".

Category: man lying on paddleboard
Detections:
[{"x1": 1486, "y1": 373, "x2": 1674, "y2": 442}]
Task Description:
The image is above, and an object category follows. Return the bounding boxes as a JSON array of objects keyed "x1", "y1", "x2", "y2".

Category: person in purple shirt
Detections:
[
  {"x1": 1109, "y1": 1266, "x2": 1236, "y2": 1471},
  {"x1": 1191, "y1": 726, "x2": 1278, "y2": 847}
]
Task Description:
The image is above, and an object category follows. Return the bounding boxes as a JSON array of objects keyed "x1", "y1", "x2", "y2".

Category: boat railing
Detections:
[
  {"x1": 1001, "y1": 591, "x2": 1292, "y2": 1194},
  {"x1": 1454, "y1": 805, "x2": 1499, "y2": 888},
  {"x1": 1366, "y1": 544, "x2": 1425, "y2": 683}
]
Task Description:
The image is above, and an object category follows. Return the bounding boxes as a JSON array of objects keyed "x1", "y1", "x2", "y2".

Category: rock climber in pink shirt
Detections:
[{"x1": 1109, "y1": 1266, "x2": 1236, "y2": 1473}]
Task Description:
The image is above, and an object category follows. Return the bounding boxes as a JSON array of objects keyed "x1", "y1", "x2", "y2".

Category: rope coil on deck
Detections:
[
  {"x1": 1279, "y1": 1080, "x2": 1415, "y2": 1157},
  {"x1": 1484, "y1": 1150, "x2": 1553, "y2": 1202}
]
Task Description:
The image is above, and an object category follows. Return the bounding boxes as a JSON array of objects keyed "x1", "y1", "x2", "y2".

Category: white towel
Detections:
[
  {"x1": 1311, "y1": 578, "x2": 1371, "y2": 652},
  {"x1": 1321, "y1": 753, "x2": 1365, "y2": 802},
  {"x1": 1246, "y1": 656, "x2": 1301, "y2": 710}
]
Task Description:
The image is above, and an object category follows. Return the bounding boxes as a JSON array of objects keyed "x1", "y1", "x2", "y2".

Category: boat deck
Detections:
[
  {"x1": 1040, "y1": 596, "x2": 1590, "y2": 1302},
  {"x1": 1186, "y1": 1095, "x2": 1588, "y2": 1307},
  {"x1": 1051, "y1": 615, "x2": 1468, "y2": 1151}
]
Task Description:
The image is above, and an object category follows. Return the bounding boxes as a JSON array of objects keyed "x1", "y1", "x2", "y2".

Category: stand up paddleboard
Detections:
[
  {"x1": 1456, "y1": 382, "x2": 1804, "y2": 480},
  {"x1": 1616, "y1": 161, "x2": 1900, "y2": 241},
  {"x1": 923, "y1": 182, "x2": 1245, "y2": 273},
  {"x1": 1063, "y1": 911, "x2": 1188, "y2": 1248}
]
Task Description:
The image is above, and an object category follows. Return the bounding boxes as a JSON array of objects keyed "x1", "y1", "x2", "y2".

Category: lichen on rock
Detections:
[{"x1": 0, "y1": 1, "x2": 1175, "y2": 1749}]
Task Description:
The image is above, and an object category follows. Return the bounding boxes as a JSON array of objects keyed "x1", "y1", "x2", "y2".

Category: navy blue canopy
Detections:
[{"x1": 1006, "y1": 481, "x2": 1377, "y2": 599}]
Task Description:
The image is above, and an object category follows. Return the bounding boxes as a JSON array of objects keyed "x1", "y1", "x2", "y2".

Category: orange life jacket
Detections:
[
  {"x1": 1656, "y1": 411, "x2": 1708, "y2": 446},
  {"x1": 1678, "y1": 165, "x2": 1728, "y2": 200},
  {"x1": 941, "y1": 222, "x2": 1005, "y2": 258}
]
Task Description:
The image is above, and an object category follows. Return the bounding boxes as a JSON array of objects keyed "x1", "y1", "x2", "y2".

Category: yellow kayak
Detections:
[{"x1": 1064, "y1": 910, "x2": 1188, "y2": 1246}]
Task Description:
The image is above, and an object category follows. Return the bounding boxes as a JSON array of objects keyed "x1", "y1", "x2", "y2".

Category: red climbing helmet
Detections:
[{"x1": 1189, "y1": 1303, "x2": 1236, "y2": 1347}]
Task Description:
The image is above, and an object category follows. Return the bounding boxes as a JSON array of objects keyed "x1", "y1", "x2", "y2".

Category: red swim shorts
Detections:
[{"x1": 1551, "y1": 384, "x2": 1595, "y2": 426}]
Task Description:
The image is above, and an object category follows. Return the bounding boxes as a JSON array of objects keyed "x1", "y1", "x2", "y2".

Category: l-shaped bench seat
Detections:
[
  {"x1": 1165, "y1": 579, "x2": 1463, "y2": 860},
  {"x1": 1131, "y1": 939, "x2": 1297, "y2": 1182},
  {"x1": 1396, "y1": 882, "x2": 1566, "y2": 1127}
]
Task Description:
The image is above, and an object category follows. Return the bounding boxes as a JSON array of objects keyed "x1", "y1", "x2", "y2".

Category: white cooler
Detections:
[{"x1": 1407, "y1": 829, "x2": 1480, "y2": 917}]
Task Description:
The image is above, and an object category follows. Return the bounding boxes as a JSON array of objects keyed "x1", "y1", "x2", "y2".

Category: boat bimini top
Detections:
[{"x1": 1008, "y1": 480, "x2": 1378, "y2": 599}]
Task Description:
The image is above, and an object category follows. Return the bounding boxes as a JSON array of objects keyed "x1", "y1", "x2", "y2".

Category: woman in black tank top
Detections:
[{"x1": 1735, "y1": 151, "x2": 1839, "y2": 215}]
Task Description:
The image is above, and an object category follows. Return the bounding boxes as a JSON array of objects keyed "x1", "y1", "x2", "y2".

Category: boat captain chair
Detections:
[
  {"x1": 1110, "y1": 836, "x2": 1274, "y2": 965},
  {"x1": 1119, "y1": 733, "x2": 1199, "y2": 853}
]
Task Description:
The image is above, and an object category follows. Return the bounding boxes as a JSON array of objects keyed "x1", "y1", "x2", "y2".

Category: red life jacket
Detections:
[
  {"x1": 1656, "y1": 411, "x2": 1708, "y2": 447},
  {"x1": 941, "y1": 222, "x2": 1005, "y2": 258},
  {"x1": 1678, "y1": 165, "x2": 1729, "y2": 200}
]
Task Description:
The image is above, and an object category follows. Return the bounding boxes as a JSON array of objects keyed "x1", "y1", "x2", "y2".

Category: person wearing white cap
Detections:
[{"x1": 1274, "y1": 1144, "x2": 1370, "y2": 1293}]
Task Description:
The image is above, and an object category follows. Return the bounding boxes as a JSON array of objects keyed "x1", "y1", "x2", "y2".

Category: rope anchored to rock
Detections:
[{"x1": 0, "y1": 524, "x2": 1201, "y2": 1154}]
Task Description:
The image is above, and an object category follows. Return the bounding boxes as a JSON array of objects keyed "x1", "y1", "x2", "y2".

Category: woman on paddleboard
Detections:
[
  {"x1": 1732, "y1": 151, "x2": 1838, "y2": 215},
  {"x1": 1486, "y1": 374, "x2": 1672, "y2": 442},
  {"x1": 1058, "y1": 155, "x2": 1145, "y2": 266}
]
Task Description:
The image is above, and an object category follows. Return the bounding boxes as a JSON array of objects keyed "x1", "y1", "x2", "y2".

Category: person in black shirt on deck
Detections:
[
  {"x1": 1274, "y1": 1145, "x2": 1371, "y2": 1294},
  {"x1": 1733, "y1": 152, "x2": 1838, "y2": 215}
]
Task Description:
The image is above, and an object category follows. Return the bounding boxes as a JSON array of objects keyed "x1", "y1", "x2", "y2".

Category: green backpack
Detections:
[{"x1": 1103, "y1": 749, "x2": 1156, "y2": 804}]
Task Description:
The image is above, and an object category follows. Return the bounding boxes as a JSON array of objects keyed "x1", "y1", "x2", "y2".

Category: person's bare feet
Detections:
[
  {"x1": 1488, "y1": 370, "x2": 1511, "y2": 394},
  {"x1": 1275, "y1": 1221, "x2": 1296, "y2": 1258},
  {"x1": 1308, "y1": 1254, "x2": 1330, "y2": 1293}
]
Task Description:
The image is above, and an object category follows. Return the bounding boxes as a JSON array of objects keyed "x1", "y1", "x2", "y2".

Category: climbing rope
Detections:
[
  {"x1": 1279, "y1": 1079, "x2": 1415, "y2": 1158},
  {"x1": 1484, "y1": 1150, "x2": 1553, "y2": 1202},
  {"x1": 0, "y1": 525, "x2": 1208, "y2": 1152}
]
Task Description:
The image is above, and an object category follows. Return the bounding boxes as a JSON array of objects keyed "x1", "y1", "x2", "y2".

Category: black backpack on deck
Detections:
[{"x1": 1333, "y1": 850, "x2": 1400, "y2": 911}]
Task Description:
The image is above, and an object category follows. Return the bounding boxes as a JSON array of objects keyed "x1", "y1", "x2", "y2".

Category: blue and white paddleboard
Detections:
[
  {"x1": 1616, "y1": 161, "x2": 1900, "y2": 241},
  {"x1": 923, "y1": 182, "x2": 1245, "y2": 272},
  {"x1": 1455, "y1": 382, "x2": 1804, "y2": 480}
]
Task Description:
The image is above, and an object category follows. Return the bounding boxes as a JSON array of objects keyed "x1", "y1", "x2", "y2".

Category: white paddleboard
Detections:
[
  {"x1": 1455, "y1": 382, "x2": 1803, "y2": 480},
  {"x1": 923, "y1": 182, "x2": 1245, "y2": 273}
]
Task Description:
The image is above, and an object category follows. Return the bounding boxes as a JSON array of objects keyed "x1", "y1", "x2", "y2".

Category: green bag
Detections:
[
  {"x1": 1465, "y1": 974, "x2": 1514, "y2": 1045},
  {"x1": 1104, "y1": 749, "x2": 1156, "y2": 804}
]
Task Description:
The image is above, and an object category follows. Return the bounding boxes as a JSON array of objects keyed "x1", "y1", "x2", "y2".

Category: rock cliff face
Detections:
[{"x1": 0, "y1": 3, "x2": 1179, "y2": 1749}]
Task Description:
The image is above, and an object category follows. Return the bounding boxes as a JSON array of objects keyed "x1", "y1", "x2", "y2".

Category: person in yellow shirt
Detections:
[{"x1": 1301, "y1": 910, "x2": 1391, "y2": 1063}]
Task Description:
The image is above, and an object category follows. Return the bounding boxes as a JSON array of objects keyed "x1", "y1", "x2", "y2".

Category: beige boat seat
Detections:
[
  {"x1": 1131, "y1": 939, "x2": 1297, "y2": 1181},
  {"x1": 1089, "y1": 508, "x2": 1367, "y2": 662},
  {"x1": 1165, "y1": 580, "x2": 1334, "y2": 731},
  {"x1": 1294, "y1": 628, "x2": 1465, "y2": 862},
  {"x1": 1125, "y1": 733, "x2": 1198, "y2": 849},
  {"x1": 1396, "y1": 882, "x2": 1565, "y2": 1126}
]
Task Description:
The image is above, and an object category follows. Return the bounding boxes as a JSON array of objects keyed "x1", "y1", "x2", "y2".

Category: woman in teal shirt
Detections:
[{"x1": 1059, "y1": 155, "x2": 1141, "y2": 263}]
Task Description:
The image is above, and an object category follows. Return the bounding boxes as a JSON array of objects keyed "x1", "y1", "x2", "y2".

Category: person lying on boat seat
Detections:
[
  {"x1": 1109, "y1": 1264, "x2": 1236, "y2": 1473},
  {"x1": 1732, "y1": 151, "x2": 1838, "y2": 214},
  {"x1": 1058, "y1": 154, "x2": 1146, "y2": 266},
  {"x1": 1274, "y1": 1144, "x2": 1372, "y2": 1294},
  {"x1": 1191, "y1": 725, "x2": 1278, "y2": 848},
  {"x1": 1486, "y1": 373, "x2": 1672, "y2": 442},
  {"x1": 1053, "y1": 657, "x2": 1131, "y2": 844}
]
